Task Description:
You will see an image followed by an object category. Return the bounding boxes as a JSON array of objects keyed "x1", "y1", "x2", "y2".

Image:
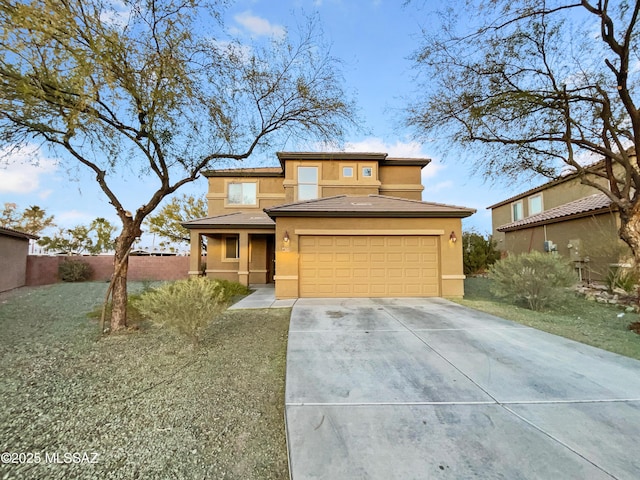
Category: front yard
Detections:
[
  {"x1": 456, "y1": 277, "x2": 640, "y2": 361},
  {"x1": 0, "y1": 282, "x2": 290, "y2": 480}
]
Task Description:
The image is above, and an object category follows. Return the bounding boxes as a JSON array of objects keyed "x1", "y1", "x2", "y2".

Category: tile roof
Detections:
[
  {"x1": 182, "y1": 212, "x2": 275, "y2": 229},
  {"x1": 497, "y1": 193, "x2": 614, "y2": 232},
  {"x1": 264, "y1": 195, "x2": 475, "y2": 218}
]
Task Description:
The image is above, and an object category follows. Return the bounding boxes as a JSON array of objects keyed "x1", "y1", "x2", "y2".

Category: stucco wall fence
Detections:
[{"x1": 26, "y1": 255, "x2": 200, "y2": 286}]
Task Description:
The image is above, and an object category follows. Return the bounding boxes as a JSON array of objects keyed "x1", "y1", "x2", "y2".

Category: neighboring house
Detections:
[
  {"x1": 488, "y1": 163, "x2": 629, "y2": 280},
  {"x1": 183, "y1": 152, "x2": 475, "y2": 299},
  {"x1": 0, "y1": 227, "x2": 39, "y2": 292}
]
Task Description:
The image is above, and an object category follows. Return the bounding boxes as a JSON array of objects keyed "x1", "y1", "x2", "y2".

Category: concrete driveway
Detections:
[{"x1": 285, "y1": 297, "x2": 640, "y2": 479}]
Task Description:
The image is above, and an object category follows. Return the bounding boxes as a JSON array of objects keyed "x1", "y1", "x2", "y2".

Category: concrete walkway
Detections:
[
  {"x1": 285, "y1": 297, "x2": 640, "y2": 479},
  {"x1": 227, "y1": 284, "x2": 296, "y2": 310}
]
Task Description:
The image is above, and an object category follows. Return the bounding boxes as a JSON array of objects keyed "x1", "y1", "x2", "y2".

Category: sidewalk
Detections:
[{"x1": 227, "y1": 284, "x2": 297, "y2": 310}]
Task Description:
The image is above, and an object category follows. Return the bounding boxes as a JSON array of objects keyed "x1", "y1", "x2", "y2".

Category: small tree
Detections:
[
  {"x1": 463, "y1": 231, "x2": 501, "y2": 275},
  {"x1": 146, "y1": 194, "x2": 207, "y2": 246},
  {"x1": 489, "y1": 251, "x2": 577, "y2": 311},
  {"x1": 0, "y1": 202, "x2": 55, "y2": 235},
  {"x1": 39, "y1": 217, "x2": 116, "y2": 254}
]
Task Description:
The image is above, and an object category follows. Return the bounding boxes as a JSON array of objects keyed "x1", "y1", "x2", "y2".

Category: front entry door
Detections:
[{"x1": 266, "y1": 235, "x2": 275, "y2": 283}]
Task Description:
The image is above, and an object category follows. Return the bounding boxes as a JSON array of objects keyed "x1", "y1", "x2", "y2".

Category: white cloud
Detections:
[
  {"x1": 233, "y1": 11, "x2": 286, "y2": 38},
  {"x1": 0, "y1": 146, "x2": 58, "y2": 194},
  {"x1": 55, "y1": 210, "x2": 95, "y2": 228},
  {"x1": 425, "y1": 180, "x2": 454, "y2": 193}
]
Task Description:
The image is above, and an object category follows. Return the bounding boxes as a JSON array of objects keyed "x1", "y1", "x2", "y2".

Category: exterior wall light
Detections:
[
  {"x1": 283, "y1": 231, "x2": 290, "y2": 243},
  {"x1": 449, "y1": 231, "x2": 457, "y2": 243}
]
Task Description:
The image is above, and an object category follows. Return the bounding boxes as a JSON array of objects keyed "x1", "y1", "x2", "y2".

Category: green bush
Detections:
[
  {"x1": 58, "y1": 259, "x2": 93, "y2": 282},
  {"x1": 463, "y1": 231, "x2": 501, "y2": 275},
  {"x1": 133, "y1": 277, "x2": 231, "y2": 344},
  {"x1": 488, "y1": 251, "x2": 577, "y2": 311}
]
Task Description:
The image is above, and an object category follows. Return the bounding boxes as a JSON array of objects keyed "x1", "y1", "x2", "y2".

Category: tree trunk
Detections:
[
  {"x1": 110, "y1": 224, "x2": 138, "y2": 332},
  {"x1": 618, "y1": 201, "x2": 640, "y2": 270}
]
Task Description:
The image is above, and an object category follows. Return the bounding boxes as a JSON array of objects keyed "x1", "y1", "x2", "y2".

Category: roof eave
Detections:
[
  {"x1": 264, "y1": 210, "x2": 475, "y2": 219},
  {"x1": 182, "y1": 223, "x2": 275, "y2": 230}
]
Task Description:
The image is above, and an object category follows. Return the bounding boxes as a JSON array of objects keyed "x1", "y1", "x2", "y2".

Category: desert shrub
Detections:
[
  {"x1": 58, "y1": 259, "x2": 92, "y2": 282},
  {"x1": 605, "y1": 266, "x2": 638, "y2": 293},
  {"x1": 488, "y1": 251, "x2": 577, "y2": 311},
  {"x1": 134, "y1": 277, "x2": 230, "y2": 344},
  {"x1": 463, "y1": 231, "x2": 501, "y2": 275},
  {"x1": 214, "y1": 278, "x2": 251, "y2": 301}
]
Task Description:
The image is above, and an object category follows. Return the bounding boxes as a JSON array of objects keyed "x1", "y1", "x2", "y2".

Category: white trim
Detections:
[
  {"x1": 294, "y1": 229, "x2": 445, "y2": 236},
  {"x1": 441, "y1": 275, "x2": 466, "y2": 280},
  {"x1": 273, "y1": 275, "x2": 299, "y2": 280}
]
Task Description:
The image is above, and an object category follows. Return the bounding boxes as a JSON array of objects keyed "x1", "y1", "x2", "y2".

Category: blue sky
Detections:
[{"x1": 0, "y1": 0, "x2": 544, "y2": 242}]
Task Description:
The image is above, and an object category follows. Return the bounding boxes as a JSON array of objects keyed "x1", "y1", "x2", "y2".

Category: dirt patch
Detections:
[{"x1": 628, "y1": 322, "x2": 640, "y2": 335}]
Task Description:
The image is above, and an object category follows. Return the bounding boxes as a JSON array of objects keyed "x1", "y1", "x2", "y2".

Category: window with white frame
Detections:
[
  {"x1": 224, "y1": 235, "x2": 239, "y2": 259},
  {"x1": 362, "y1": 167, "x2": 373, "y2": 177},
  {"x1": 298, "y1": 166, "x2": 318, "y2": 200},
  {"x1": 342, "y1": 166, "x2": 353, "y2": 177},
  {"x1": 227, "y1": 182, "x2": 257, "y2": 205},
  {"x1": 529, "y1": 194, "x2": 543, "y2": 216},
  {"x1": 512, "y1": 200, "x2": 524, "y2": 221}
]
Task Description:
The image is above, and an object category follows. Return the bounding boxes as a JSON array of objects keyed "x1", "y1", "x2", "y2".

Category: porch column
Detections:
[
  {"x1": 188, "y1": 231, "x2": 202, "y2": 277},
  {"x1": 237, "y1": 232, "x2": 250, "y2": 286}
]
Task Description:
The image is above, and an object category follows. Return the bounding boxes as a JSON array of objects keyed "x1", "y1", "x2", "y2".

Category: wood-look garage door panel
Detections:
[{"x1": 299, "y1": 236, "x2": 439, "y2": 297}]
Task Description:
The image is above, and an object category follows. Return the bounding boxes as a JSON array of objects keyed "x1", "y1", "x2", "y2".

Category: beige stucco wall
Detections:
[
  {"x1": 206, "y1": 176, "x2": 285, "y2": 215},
  {"x1": 273, "y1": 216, "x2": 465, "y2": 299},
  {"x1": 379, "y1": 165, "x2": 424, "y2": 200},
  {"x1": 502, "y1": 212, "x2": 627, "y2": 280},
  {"x1": 0, "y1": 235, "x2": 29, "y2": 292}
]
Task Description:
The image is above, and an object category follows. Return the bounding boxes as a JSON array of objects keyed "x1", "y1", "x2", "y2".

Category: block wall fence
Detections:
[{"x1": 25, "y1": 255, "x2": 204, "y2": 286}]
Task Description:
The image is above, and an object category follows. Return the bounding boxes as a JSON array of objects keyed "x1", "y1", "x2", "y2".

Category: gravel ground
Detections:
[{"x1": 0, "y1": 282, "x2": 290, "y2": 480}]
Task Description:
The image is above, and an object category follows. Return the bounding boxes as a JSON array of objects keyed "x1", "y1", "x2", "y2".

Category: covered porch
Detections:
[{"x1": 183, "y1": 212, "x2": 276, "y2": 287}]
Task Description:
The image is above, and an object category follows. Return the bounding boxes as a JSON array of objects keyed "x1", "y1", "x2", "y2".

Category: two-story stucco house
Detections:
[
  {"x1": 488, "y1": 161, "x2": 630, "y2": 280},
  {"x1": 183, "y1": 152, "x2": 475, "y2": 299}
]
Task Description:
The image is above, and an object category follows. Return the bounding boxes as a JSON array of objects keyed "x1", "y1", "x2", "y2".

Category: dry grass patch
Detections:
[{"x1": 0, "y1": 282, "x2": 290, "y2": 480}]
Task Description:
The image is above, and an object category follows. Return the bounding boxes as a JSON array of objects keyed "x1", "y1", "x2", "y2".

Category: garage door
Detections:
[{"x1": 299, "y1": 235, "x2": 439, "y2": 297}]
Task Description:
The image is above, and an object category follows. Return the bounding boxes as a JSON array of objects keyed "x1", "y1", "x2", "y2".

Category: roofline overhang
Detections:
[
  {"x1": 497, "y1": 206, "x2": 615, "y2": 232},
  {"x1": 263, "y1": 210, "x2": 475, "y2": 219},
  {"x1": 0, "y1": 227, "x2": 39, "y2": 240},
  {"x1": 203, "y1": 169, "x2": 283, "y2": 178},
  {"x1": 381, "y1": 157, "x2": 431, "y2": 168},
  {"x1": 182, "y1": 223, "x2": 275, "y2": 230}
]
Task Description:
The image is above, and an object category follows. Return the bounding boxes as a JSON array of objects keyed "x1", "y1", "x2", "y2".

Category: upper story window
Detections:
[
  {"x1": 529, "y1": 194, "x2": 543, "y2": 216},
  {"x1": 512, "y1": 200, "x2": 523, "y2": 221},
  {"x1": 342, "y1": 166, "x2": 353, "y2": 177},
  {"x1": 228, "y1": 182, "x2": 257, "y2": 205},
  {"x1": 298, "y1": 166, "x2": 318, "y2": 201},
  {"x1": 362, "y1": 167, "x2": 373, "y2": 178}
]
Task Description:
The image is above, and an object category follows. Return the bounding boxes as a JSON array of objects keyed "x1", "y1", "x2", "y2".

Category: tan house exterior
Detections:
[
  {"x1": 184, "y1": 152, "x2": 475, "y2": 299},
  {"x1": 488, "y1": 163, "x2": 629, "y2": 280},
  {"x1": 0, "y1": 227, "x2": 38, "y2": 292}
]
